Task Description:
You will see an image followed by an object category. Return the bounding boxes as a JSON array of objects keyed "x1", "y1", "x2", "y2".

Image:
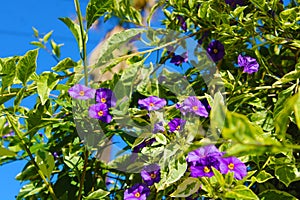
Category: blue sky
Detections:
[{"x1": 0, "y1": 0, "x2": 112, "y2": 198}]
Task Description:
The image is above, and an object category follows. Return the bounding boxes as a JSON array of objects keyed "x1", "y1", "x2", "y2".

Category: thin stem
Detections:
[
  {"x1": 73, "y1": 1, "x2": 90, "y2": 199},
  {"x1": 74, "y1": 0, "x2": 88, "y2": 86},
  {"x1": 6, "y1": 114, "x2": 58, "y2": 200}
]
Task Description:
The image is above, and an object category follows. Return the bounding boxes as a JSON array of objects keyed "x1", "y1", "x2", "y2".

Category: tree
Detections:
[{"x1": 1, "y1": 0, "x2": 300, "y2": 199}]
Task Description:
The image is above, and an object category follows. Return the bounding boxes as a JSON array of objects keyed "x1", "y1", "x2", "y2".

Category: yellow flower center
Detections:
[
  {"x1": 150, "y1": 173, "x2": 156, "y2": 179},
  {"x1": 149, "y1": 102, "x2": 155, "y2": 107},
  {"x1": 98, "y1": 111, "x2": 104, "y2": 116},
  {"x1": 192, "y1": 106, "x2": 198, "y2": 111},
  {"x1": 101, "y1": 98, "x2": 106, "y2": 103},
  {"x1": 204, "y1": 166, "x2": 210, "y2": 173},
  {"x1": 135, "y1": 192, "x2": 141, "y2": 197},
  {"x1": 228, "y1": 163, "x2": 234, "y2": 170},
  {"x1": 79, "y1": 91, "x2": 85, "y2": 96},
  {"x1": 176, "y1": 125, "x2": 180, "y2": 130},
  {"x1": 213, "y1": 48, "x2": 218, "y2": 54}
]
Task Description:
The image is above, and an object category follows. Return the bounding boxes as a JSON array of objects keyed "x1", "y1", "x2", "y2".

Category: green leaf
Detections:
[
  {"x1": 23, "y1": 184, "x2": 46, "y2": 198},
  {"x1": 249, "y1": 0, "x2": 266, "y2": 11},
  {"x1": 170, "y1": 177, "x2": 201, "y2": 197},
  {"x1": 259, "y1": 190, "x2": 298, "y2": 200},
  {"x1": 0, "y1": 146, "x2": 16, "y2": 157},
  {"x1": 30, "y1": 41, "x2": 45, "y2": 48},
  {"x1": 59, "y1": 17, "x2": 86, "y2": 52},
  {"x1": 223, "y1": 110, "x2": 277, "y2": 145},
  {"x1": 43, "y1": 30, "x2": 53, "y2": 43},
  {"x1": 84, "y1": 189, "x2": 110, "y2": 199},
  {"x1": 273, "y1": 85, "x2": 295, "y2": 120},
  {"x1": 51, "y1": 57, "x2": 77, "y2": 71},
  {"x1": 274, "y1": 92, "x2": 300, "y2": 139},
  {"x1": 253, "y1": 170, "x2": 274, "y2": 183},
  {"x1": 155, "y1": 133, "x2": 167, "y2": 145},
  {"x1": 94, "y1": 28, "x2": 146, "y2": 67},
  {"x1": 37, "y1": 72, "x2": 59, "y2": 105},
  {"x1": 225, "y1": 185, "x2": 259, "y2": 200},
  {"x1": 211, "y1": 167, "x2": 225, "y2": 186},
  {"x1": 157, "y1": 156, "x2": 187, "y2": 191},
  {"x1": 86, "y1": 0, "x2": 113, "y2": 29},
  {"x1": 35, "y1": 150, "x2": 55, "y2": 180},
  {"x1": 273, "y1": 70, "x2": 300, "y2": 85},
  {"x1": 1, "y1": 58, "x2": 17, "y2": 90},
  {"x1": 275, "y1": 165, "x2": 298, "y2": 187},
  {"x1": 16, "y1": 49, "x2": 38, "y2": 86},
  {"x1": 16, "y1": 165, "x2": 38, "y2": 181},
  {"x1": 14, "y1": 87, "x2": 26, "y2": 111},
  {"x1": 210, "y1": 91, "x2": 226, "y2": 140}
]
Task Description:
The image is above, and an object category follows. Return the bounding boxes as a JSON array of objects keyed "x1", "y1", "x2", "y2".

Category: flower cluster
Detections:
[
  {"x1": 124, "y1": 164, "x2": 161, "y2": 200},
  {"x1": 187, "y1": 145, "x2": 247, "y2": 180},
  {"x1": 68, "y1": 84, "x2": 116, "y2": 123},
  {"x1": 238, "y1": 54, "x2": 260, "y2": 74}
]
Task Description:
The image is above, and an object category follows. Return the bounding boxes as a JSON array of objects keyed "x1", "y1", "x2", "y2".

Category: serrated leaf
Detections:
[
  {"x1": 170, "y1": 177, "x2": 201, "y2": 197},
  {"x1": 225, "y1": 185, "x2": 259, "y2": 200},
  {"x1": 275, "y1": 165, "x2": 298, "y2": 187},
  {"x1": 84, "y1": 189, "x2": 110, "y2": 199},
  {"x1": 16, "y1": 49, "x2": 38, "y2": 86},
  {"x1": 259, "y1": 189, "x2": 297, "y2": 200},
  {"x1": 86, "y1": 0, "x2": 113, "y2": 29}
]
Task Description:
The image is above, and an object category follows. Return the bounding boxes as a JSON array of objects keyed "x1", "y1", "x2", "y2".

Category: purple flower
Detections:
[
  {"x1": 177, "y1": 96, "x2": 208, "y2": 117},
  {"x1": 177, "y1": 15, "x2": 187, "y2": 32},
  {"x1": 68, "y1": 84, "x2": 96, "y2": 100},
  {"x1": 138, "y1": 96, "x2": 166, "y2": 111},
  {"x1": 2, "y1": 130, "x2": 14, "y2": 139},
  {"x1": 187, "y1": 145, "x2": 223, "y2": 164},
  {"x1": 88, "y1": 103, "x2": 112, "y2": 123},
  {"x1": 141, "y1": 164, "x2": 161, "y2": 186},
  {"x1": 168, "y1": 118, "x2": 186, "y2": 132},
  {"x1": 53, "y1": 152, "x2": 59, "y2": 159},
  {"x1": 152, "y1": 122, "x2": 165, "y2": 134},
  {"x1": 219, "y1": 156, "x2": 247, "y2": 180},
  {"x1": 225, "y1": 0, "x2": 244, "y2": 8},
  {"x1": 189, "y1": 156, "x2": 220, "y2": 178},
  {"x1": 95, "y1": 88, "x2": 117, "y2": 107},
  {"x1": 170, "y1": 52, "x2": 188, "y2": 66},
  {"x1": 187, "y1": 145, "x2": 224, "y2": 178},
  {"x1": 124, "y1": 183, "x2": 150, "y2": 200},
  {"x1": 132, "y1": 138, "x2": 156, "y2": 153},
  {"x1": 238, "y1": 54, "x2": 259, "y2": 74},
  {"x1": 207, "y1": 40, "x2": 225, "y2": 62}
]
